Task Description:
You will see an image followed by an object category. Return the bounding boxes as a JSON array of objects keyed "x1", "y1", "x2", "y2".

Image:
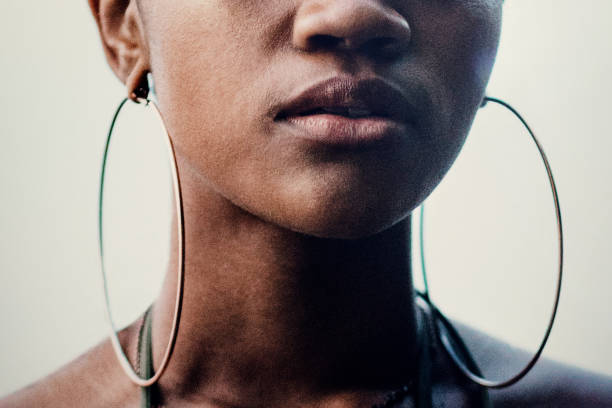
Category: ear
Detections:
[{"x1": 88, "y1": 0, "x2": 150, "y2": 100}]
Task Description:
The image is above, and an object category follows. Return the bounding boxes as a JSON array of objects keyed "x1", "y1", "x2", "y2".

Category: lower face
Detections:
[{"x1": 137, "y1": 0, "x2": 502, "y2": 238}]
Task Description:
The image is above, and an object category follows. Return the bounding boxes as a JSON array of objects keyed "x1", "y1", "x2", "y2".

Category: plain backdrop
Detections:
[{"x1": 1, "y1": 0, "x2": 612, "y2": 397}]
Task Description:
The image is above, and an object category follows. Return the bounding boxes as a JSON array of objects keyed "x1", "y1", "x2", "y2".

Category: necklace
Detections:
[{"x1": 371, "y1": 384, "x2": 415, "y2": 408}]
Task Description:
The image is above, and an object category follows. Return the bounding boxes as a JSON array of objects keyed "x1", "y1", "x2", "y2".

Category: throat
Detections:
[
  {"x1": 154, "y1": 255, "x2": 420, "y2": 398},
  {"x1": 147, "y1": 176, "x2": 420, "y2": 404}
]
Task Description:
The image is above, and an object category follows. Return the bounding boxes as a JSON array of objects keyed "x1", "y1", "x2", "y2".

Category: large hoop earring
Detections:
[
  {"x1": 98, "y1": 91, "x2": 185, "y2": 387},
  {"x1": 417, "y1": 96, "x2": 564, "y2": 389}
]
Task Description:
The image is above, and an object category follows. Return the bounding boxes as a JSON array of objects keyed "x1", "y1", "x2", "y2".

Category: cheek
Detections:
[
  {"x1": 144, "y1": 2, "x2": 274, "y2": 187},
  {"x1": 421, "y1": 1, "x2": 502, "y2": 106},
  {"x1": 408, "y1": 1, "x2": 502, "y2": 179},
  {"x1": 142, "y1": 1, "x2": 318, "y2": 233}
]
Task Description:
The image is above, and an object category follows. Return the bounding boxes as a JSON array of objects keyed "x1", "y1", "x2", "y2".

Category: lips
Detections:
[
  {"x1": 274, "y1": 76, "x2": 418, "y2": 147},
  {"x1": 276, "y1": 77, "x2": 415, "y2": 123}
]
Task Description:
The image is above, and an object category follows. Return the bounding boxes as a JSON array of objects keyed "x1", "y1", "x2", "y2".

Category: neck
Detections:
[{"x1": 149, "y1": 162, "x2": 419, "y2": 406}]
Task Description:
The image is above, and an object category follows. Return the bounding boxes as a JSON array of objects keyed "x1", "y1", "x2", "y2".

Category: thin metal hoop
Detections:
[
  {"x1": 98, "y1": 97, "x2": 185, "y2": 387},
  {"x1": 418, "y1": 96, "x2": 564, "y2": 388}
]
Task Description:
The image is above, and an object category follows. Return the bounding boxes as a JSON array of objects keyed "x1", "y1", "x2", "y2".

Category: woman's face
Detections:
[{"x1": 134, "y1": 0, "x2": 502, "y2": 238}]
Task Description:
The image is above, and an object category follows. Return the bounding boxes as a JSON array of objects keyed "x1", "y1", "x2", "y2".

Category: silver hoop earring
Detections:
[
  {"x1": 417, "y1": 96, "x2": 564, "y2": 389},
  {"x1": 98, "y1": 91, "x2": 185, "y2": 387}
]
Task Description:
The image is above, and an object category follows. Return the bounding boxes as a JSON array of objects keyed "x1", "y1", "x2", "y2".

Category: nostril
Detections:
[
  {"x1": 305, "y1": 35, "x2": 403, "y2": 58},
  {"x1": 307, "y1": 34, "x2": 344, "y2": 51},
  {"x1": 371, "y1": 37, "x2": 396, "y2": 50},
  {"x1": 362, "y1": 37, "x2": 404, "y2": 60},
  {"x1": 292, "y1": 2, "x2": 412, "y2": 56}
]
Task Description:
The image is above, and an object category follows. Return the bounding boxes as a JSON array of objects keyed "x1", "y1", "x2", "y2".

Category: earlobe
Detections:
[
  {"x1": 87, "y1": 0, "x2": 150, "y2": 94},
  {"x1": 126, "y1": 58, "x2": 150, "y2": 102}
]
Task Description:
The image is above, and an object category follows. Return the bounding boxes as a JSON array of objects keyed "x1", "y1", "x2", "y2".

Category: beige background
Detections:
[{"x1": 1, "y1": 1, "x2": 611, "y2": 396}]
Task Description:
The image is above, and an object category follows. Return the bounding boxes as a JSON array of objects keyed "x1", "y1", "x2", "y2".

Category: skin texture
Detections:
[
  {"x1": 2, "y1": 0, "x2": 611, "y2": 407},
  {"x1": 135, "y1": 0, "x2": 499, "y2": 239}
]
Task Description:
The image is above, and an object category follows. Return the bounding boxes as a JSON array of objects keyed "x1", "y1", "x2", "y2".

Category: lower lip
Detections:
[{"x1": 277, "y1": 114, "x2": 408, "y2": 147}]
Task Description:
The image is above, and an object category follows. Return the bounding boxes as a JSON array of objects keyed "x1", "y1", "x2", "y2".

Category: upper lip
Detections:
[{"x1": 274, "y1": 76, "x2": 419, "y2": 125}]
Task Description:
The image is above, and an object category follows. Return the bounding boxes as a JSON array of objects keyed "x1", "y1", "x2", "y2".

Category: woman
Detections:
[{"x1": 2, "y1": 0, "x2": 611, "y2": 406}]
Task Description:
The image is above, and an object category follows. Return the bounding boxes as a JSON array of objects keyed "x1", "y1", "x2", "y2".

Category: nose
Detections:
[{"x1": 292, "y1": 0, "x2": 411, "y2": 58}]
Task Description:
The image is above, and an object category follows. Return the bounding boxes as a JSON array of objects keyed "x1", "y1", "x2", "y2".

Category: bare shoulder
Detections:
[
  {"x1": 0, "y1": 327, "x2": 140, "y2": 408},
  {"x1": 453, "y1": 322, "x2": 612, "y2": 407},
  {"x1": 490, "y1": 356, "x2": 612, "y2": 407}
]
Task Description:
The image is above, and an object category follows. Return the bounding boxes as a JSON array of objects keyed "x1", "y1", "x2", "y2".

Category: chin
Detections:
[
  {"x1": 273, "y1": 195, "x2": 414, "y2": 240},
  {"x1": 240, "y1": 166, "x2": 429, "y2": 239}
]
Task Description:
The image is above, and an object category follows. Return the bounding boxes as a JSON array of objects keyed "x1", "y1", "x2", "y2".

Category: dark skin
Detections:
[{"x1": 2, "y1": 0, "x2": 611, "y2": 406}]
